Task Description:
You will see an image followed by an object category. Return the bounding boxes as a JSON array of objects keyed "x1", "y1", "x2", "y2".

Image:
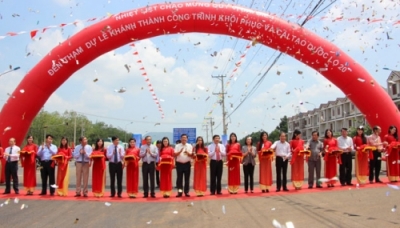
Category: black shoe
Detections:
[
  {"x1": 308, "y1": 186, "x2": 313, "y2": 189},
  {"x1": 15, "y1": 192, "x2": 19, "y2": 194},
  {"x1": 50, "y1": 193, "x2": 54, "y2": 196},
  {"x1": 176, "y1": 193, "x2": 182, "y2": 198},
  {"x1": 217, "y1": 192, "x2": 222, "y2": 195},
  {"x1": 341, "y1": 183, "x2": 346, "y2": 186},
  {"x1": 262, "y1": 190, "x2": 265, "y2": 193},
  {"x1": 185, "y1": 193, "x2": 190, "y2": 197},
  {"x1": 376, "y1": 180, "x2": 383, "y2": 183},
  {"x1": 163, "y1": 195, "x2": 168, "y2": 198},
  {"x1": 151, "y1": 195, "x2": 156, "y2": 198},
  {"x1": 369, "y1": 181, "x2": 373, "y2": 184},
  {"x1": 143, "y1": 195, "x2": 148, "y2": 198},
  {"x1": 39, "y1": 192, "x2": 46, "y2": 196},
  {"x1": 347, "y1": 183, "x2": 354, "y2": 186},
  {"x1": 2, "y1": 192, "x2": 10, "y2": 194},
  {"x1": 266, "y1": 190, "x2": 269, "y2": 193},
  {"x1": 316, "y1": 185, "x2": 323, "y2": 188},
  {"x1": 210, "y1": 193, "x2": 215, "y2": 195},
  {"x1": 118, "y1": 195, "x2": 122, "y2": 198},
  {"x1": 245, "y1": 191, "x2": 248, "y2": 193},
  {"x1": 276, "y1": 189, "x2": 281, "y2": 192},
  {"x1": 74, "y1": 194, "x2": 81, "y2": 197},
  {"x1": 283, "y1": 189, "x2": 289, "y2": 192},
  {"x1": 83, "y1": 194, "x2": 88, "y2": 197}
]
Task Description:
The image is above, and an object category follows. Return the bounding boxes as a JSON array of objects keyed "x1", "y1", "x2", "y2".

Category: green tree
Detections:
[
  {"x1": 276, "y1": 115, "x2": 288, "y2": 133},
  {"x1": 238, "y1": 116, "x2": 288, "y2": 145}
]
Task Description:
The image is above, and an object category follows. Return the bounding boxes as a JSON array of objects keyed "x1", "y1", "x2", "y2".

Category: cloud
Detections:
[
  {"x1": 53, "y1": 0, "x2": 75, "y2": 6},
  {"x1": 182, "y1": 112, "x2": 198, "y2": 119}
]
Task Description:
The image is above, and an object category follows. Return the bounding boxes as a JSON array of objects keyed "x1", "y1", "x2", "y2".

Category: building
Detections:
[{"x1": 288, "y1": 71, "x2": 400, "y2": 139}]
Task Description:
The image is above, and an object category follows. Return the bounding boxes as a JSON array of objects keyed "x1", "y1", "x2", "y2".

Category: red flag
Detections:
[
  {"x1": 393, "y1": 20, "x2": 400, "y2": 25},
  {"x1": 137, "y1": 60, "x2": 142, "y2": 63},
  {"x1": 140, "y1": 67, "x2": 145, "y2": 70},
  {"x1": 30, "y1": 30, "x2": 38, "y2": 39},
  {"x1": 133, "y1": 52, "x2": 138, "y2": 55},
  {"x1": 129, "y1": 43, "x2": 135, "y2": 47},
  {"x1": 60, "y1": 23, "x2": 67, "y2": 27},
  {"x1": 6, "y1": 32, "x2": 18, "y2": 36},
  {"x1": 142, "y1": 73, "x2": 147, "y2": 76}
]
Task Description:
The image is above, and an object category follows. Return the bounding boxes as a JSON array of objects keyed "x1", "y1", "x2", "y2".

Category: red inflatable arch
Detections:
[{"x1": 0, "y1": 2, "x2": 398, "y2": 145}]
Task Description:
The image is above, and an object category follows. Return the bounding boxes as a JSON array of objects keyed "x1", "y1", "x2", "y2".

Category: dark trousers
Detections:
[
  {"x1": 275, "y1": 156, "x2": 288, "y2": 190},
  {"x1": 109, "y1": 162, "x2": 123, "y2": 196},
  {"x1": 308, "y1": 159, "x2": 321, "y2": 187},
  {"x1": 156, "y1": 162, "x2": 160, "y2": 187},
  {"x1": 210, "y1": 160, "x2": 223, "y2": 194},
  {"x1": 142, "y1": 162, "x2": 155, "y2": 196},
  {"x1": 340, "y1": 153, "x2": 353, "y2": 184},
  {"x1": 5, "y1": 161, "x2": 18, "y2": 193},
  {"x1": 40, "y1": 160, "x2": 55, "y2": 194},
  {"x1": 176, "y1": 162, "x2": 191, "y2": 194},
  {"x1": 243, "y1": 164, "x2": 255, "y2": 191},
  {"x1": 369, "y1": 151, "x2": 381, "y2": 182}
]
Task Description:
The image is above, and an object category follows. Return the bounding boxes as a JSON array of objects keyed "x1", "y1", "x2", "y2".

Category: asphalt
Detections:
[{"x1": 0, "y1": 160, "x2": 399, "y2": 228}]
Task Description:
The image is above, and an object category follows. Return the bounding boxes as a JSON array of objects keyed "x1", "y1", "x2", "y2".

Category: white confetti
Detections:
[
  {"x1": 222, "y1": 205, "x2": 226, "y2": 214},
  {"x1": 173, "y1": 210, "x2": 178, "y2": 214},
  {"x1": 51, "y1": 184, "x2": 58, "y2": 189},
  {"x1": 76, "y1": 60, "x2": 79, "y2": 65},
  {"x1": 4, "y1": 199, "x2": 10, "y2": 205},
  {"x1": 356, "y1": 184, "x2": 360, "y2": 189},
  {"x1": 196, "y1": 84, "x2": 205, "y2": 90},
  {"x1": 146, "y1": 220, "x2": 152, "y2": 224},
  {"x1": 393, "y1": 161, "x2": 397, "y2": 164},
  {"x1": 386, "y1": 191, "x2": 390, "y2": 196},
  {"x1": 190, "y1": 202, "x2": 194, "y2": 206},
  {"x1": 357, "y1": 78, "x2": 365, "y2": 82},
  {"x1": 271, "y1": 208, "x2": 276, "y2": 211},
  {"x1": 272, "y1": 219, "x2": 282, "y2": 228},
  {"x1": 14, "y1": 198, "x2": 19, "y2": 204},
  {"x1": 318, "y1": 178, "x2": 329, "y2": 183},
  {"x1": 20, "y1": 89, "x2": 25, "y2": 93},
  {"x1": 105, "y1": 202, "x2": 111, "y2": 206},
  {"x1": 286, "y1": 222, "x2": 295, "y2": 228},
  {"x1": 392, "y1": 205, "x2": 397, "y2": 212},
  {"x1": 387, "y1": 184, "x2": 400, "y2": 190},
  {"x1": 20, "y1": 204, "x2": 26, "y2": 210},
  {"x1": 3, "y1": 127, "x2": 11, "y2": 133},
  {"x1": 0, "y1": 204, "x2": 3, "y2": 207}
]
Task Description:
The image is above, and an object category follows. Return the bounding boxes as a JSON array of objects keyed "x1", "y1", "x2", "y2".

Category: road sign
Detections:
[{"x1": 173, "y1": 128, "x2": 196, "y2": 144}]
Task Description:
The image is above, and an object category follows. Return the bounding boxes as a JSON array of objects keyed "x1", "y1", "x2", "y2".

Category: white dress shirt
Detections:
[
  {"x1": 208, "y1": 143, "x2": 226, "y2": 160},
  {"x1": 4, "y1": 146, "x2": 21, "y2": 162},
  {"x1": 174, "y1": 143, "x2": 193, "y2": 163},
  {"x1": 139, "y1": 144, "x2": 158, "y2": 164},
  {"x1": 106, "y1": 144, "x2": 125, "y2": 163},
  {"x1": 337, "y1": 136, "x2": 354, "y2": 153},
  {"x1": 271, "y1": 141, "x2": 291, "y2": 157},
  {"x1": 73, "y1": 144, "x2": 93, "y2": 162}
]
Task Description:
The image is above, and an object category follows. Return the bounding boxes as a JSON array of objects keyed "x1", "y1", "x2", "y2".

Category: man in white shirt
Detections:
[
  {"x1": 368, "y1": 126, "x2": 386, "y2": 183},
  {"x1": 337, "y1": 128, "x2": 354, "y2": 186},
  {"x1": 73, "y1": 136, "x2": 93, "y2": 197},
  {"x1": 208, "y1": 135, "x2": 226, "y2": 195},
  {"x1": 106, "y1": 136, "x2": 125, "y2": 198},
  {"x1": 174, "y1": 134, "x2": 193, "y2": 197},
  {"x1": 271, "y1": 132, "x2": 291, "y2": 192},
  {"x1": 140, "y1": 136, "x2": 158, "y2": 198},
  {"x1": 3, "y1": 138, "x2": 20, "y2": 194}
]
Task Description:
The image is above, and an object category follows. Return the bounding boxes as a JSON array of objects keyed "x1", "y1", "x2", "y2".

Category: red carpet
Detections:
[{"x1": 0, "y1": 178, "x2": 395, "y2": 203}]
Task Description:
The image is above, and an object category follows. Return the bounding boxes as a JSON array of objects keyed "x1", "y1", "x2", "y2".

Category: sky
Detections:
[{"x1": 0, "y1": 0, "x2": 399, "y2": 141}]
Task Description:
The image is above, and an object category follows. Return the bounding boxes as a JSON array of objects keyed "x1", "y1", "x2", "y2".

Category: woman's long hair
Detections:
[
  {"x1": 128, "y1": 138, "x2": 136, "y2": 149},
  {"x1": 357, "y1": 128, "x2": 367, "y2": 144},
  {"x1": 388, "y1": 125, "x2": 399, "y2": 141},
  {"x1": 324, "y1": 129, "x2": 333, "y2": 139},
  {"x1": 160, "y1": 137, "x2": 170, "y2": 151},
  {"x1": 59, "y1": 136, "x2": 69, "y2": 149},
  {"x1": 292, "y1": 129, "x2": 301, "y2": 140},
  {"x1": 257, "y1": 132, "x2": 268, "y2": 151},
  {"x1": 94, "y1": 138, "x2": 104, "y2": 151},
  {"x1": 228, "y1": 132, "x2": 238, "y2": 144},
  {"x1": 195, "y1": 136, "x2": 205, "y2": 151}
]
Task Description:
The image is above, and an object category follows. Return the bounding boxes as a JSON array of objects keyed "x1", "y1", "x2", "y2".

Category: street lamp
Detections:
[
  {"x1": 0, "y1": 66, "x2": 20, "y2": 77},
  {"x1": 125, "y1": 122, "x2": 133, "y2": 143}
]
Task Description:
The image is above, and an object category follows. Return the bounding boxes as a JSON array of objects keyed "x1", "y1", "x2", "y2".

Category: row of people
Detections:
[{"x1": 0, "y1": 124, "x2": 397, "y2": 197}]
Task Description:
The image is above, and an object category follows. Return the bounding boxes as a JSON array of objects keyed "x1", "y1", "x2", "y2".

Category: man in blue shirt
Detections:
[
  {"x1": 73, "y1": 136, "x2": 92, "y2": 197},
  {"x1": 37, "y1": 134, "x2": 58, "y2": 196}
]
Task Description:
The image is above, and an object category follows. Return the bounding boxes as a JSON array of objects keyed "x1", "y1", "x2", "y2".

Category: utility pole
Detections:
[
  {"x1": 73, "y1": 111, "x2": 77, "y2": 145},
  {"x1": 212, "y1": 75, "x2": 228, "y2": 135},
  {"x1": 204, "y1": 117, "x2": 214, "y2": 138},
  {"x1": 203, "y1": 124, "x2": 209, "y2": 144}
]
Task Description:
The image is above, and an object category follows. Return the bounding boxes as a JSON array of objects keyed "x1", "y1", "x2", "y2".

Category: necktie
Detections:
[
  {"x1": 8, "y1": 147, "x2": 12, "y2": 162},
  {"x1": 114, "y1": 146, "x2": 118, "y2": 163},
  {"x1": 147, "y1": 146, "x2": 150, "y2": 164},
  {"x1": 81, "y1": 146, "x2": 84, "y2": 162},
  {"x1": 216, "y1": 145, "x2": 220, "y2": 161}
]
